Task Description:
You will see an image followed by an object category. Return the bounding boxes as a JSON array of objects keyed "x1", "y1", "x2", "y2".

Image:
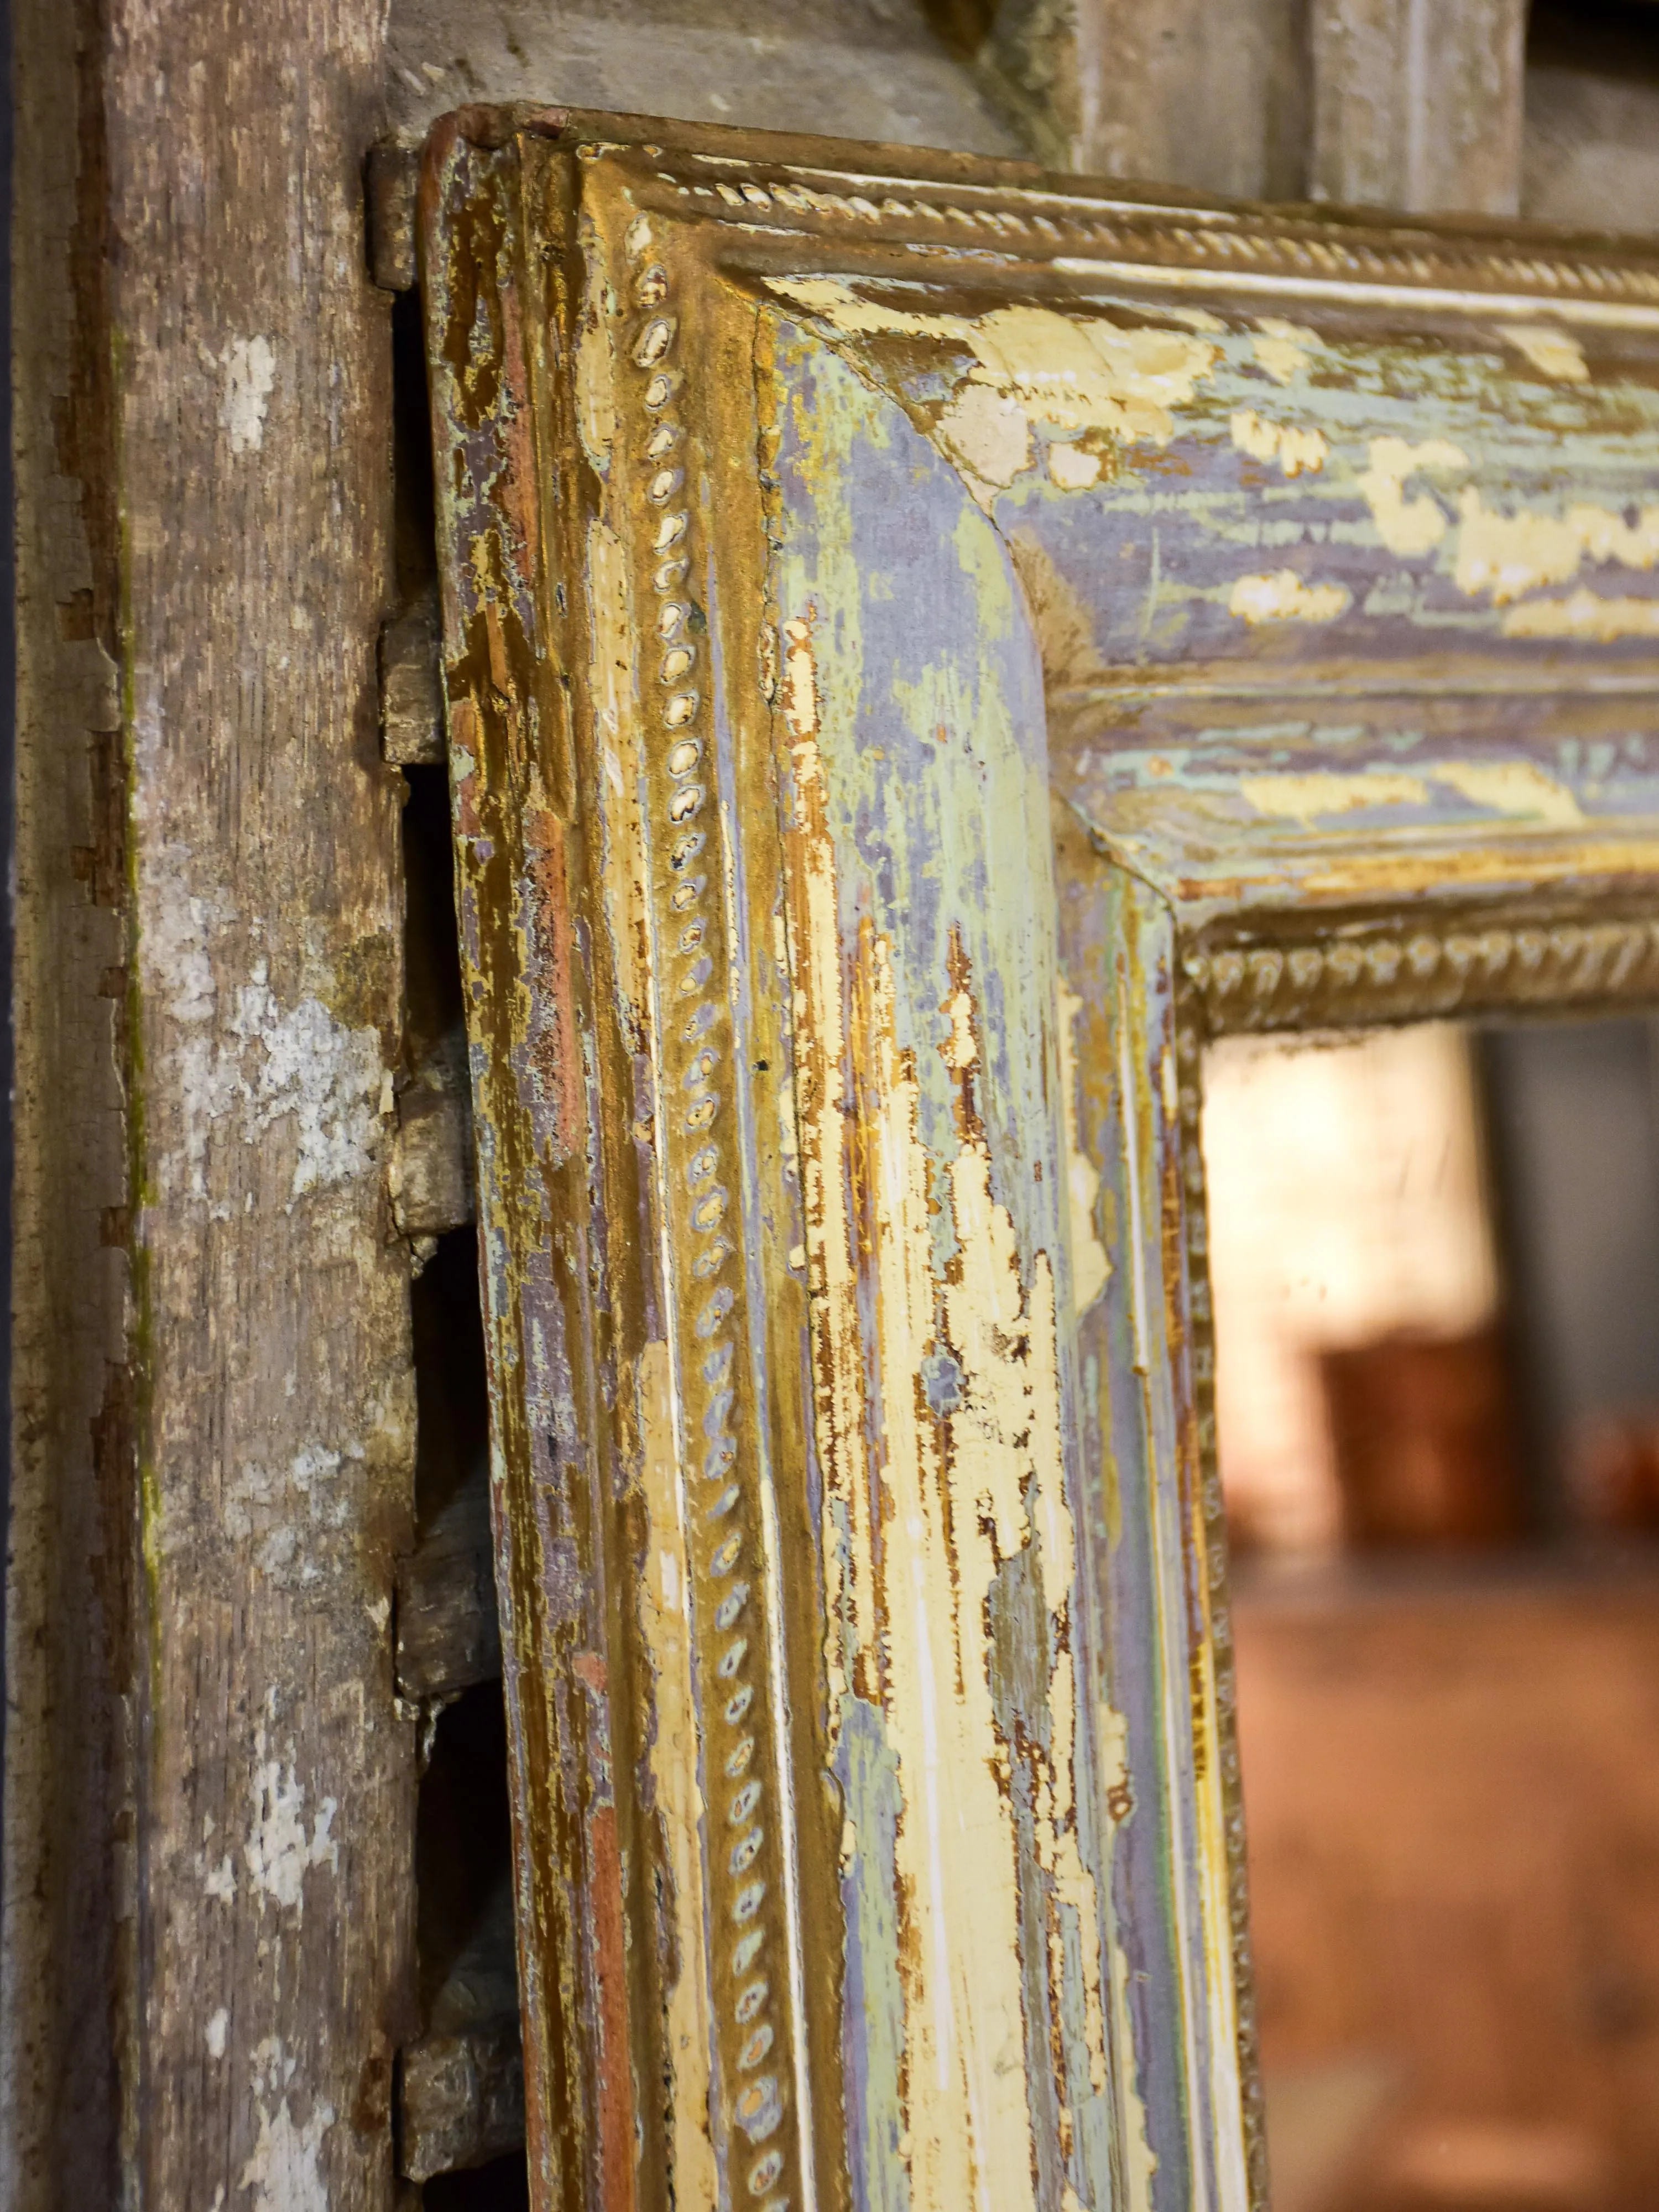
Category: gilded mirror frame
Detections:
[{"x1": 419, "y1": 108, "x2": 1659, "y2": 2212}]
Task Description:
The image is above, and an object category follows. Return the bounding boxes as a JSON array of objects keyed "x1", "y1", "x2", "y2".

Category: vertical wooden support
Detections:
[
  {"x1": 5, "y1": 0, "x2": 130, "y2": 2198},
  {"x1": 110, "y1": 4, "x2": 418, "y2": 2200},
  {"x1": 980, "y1": 0, "x2": 1307, "y2": 196},
  {"x1": 1308, "y1": 0, "x2": 1526, "y2": 215},
  {"x1": 7, "y1": 0, "x2": 418, "y2": 2203}
]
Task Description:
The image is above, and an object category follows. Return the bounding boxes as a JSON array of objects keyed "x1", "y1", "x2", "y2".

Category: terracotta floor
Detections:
[{"x1": 1233, "y1": 1552, "x2": 1659, "y2": 2212}]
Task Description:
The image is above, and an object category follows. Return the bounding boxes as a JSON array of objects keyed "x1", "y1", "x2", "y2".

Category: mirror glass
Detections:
[{"x1": 1206, "y1": 1015, "x2": 1659, "y2": 2212}]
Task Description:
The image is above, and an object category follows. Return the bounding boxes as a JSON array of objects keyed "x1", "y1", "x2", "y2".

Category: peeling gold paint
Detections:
[
  {"x1": 1357, "y1": 436, "x2": 1469, "y2": 556},
  {"x1": 1250, "y1": 316, "x2": 1321, "y2": 384},
  {"x1": 1228, "y1": 570, "x2": 1350, "y2": 625},
  {"x1": 577, "y1": 257, "x2": 619, "y2": 474},
  {"x1": 1501, "y1": 588, "x2": 1659, "y2": 640},
  {"x1": 1499, "y1": 323, "x2": 1589, "y2": 382},
  {"x1": 1428, "y1": 758, "x2": 1584, "y2": 825},
  {"x1": 1229, "y1": 409, "x2": 1327, "y2": 476},
  {"x1": 637, "y1": 1342, "x2": 718, "y2": 2208},
  {"x1": 1239, "y1": 769, "x2": 1430, "y2": 825}
]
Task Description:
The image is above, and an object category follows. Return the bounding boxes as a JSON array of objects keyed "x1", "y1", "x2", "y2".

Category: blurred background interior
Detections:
[{"x1": 1207, "y1": 1014, "x2": 1659, "y2": 2212}]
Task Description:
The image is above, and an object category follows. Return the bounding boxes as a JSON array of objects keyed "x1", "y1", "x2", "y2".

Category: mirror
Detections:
[{"x1": 1207, "y1": 1016, "x2": 1659, "y2": 2210}]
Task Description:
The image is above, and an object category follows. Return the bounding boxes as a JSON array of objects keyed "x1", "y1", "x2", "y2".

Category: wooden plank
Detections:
[
  {"x1": 1309, "y1": 0, "x2": 1526, "y2": 214},
  {"x1": 7, "y1": 1, "x2": 422, "y2": 2201},
  {"x1": 397, "y1": 1479, "x2": 503, "y2": 1702},
  {"x1": 4, "y1": 0, "x2": 131, "y2": 2197}
]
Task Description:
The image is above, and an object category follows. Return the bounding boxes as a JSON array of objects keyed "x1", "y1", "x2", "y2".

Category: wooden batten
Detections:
[{"x1": 8, "y1": 0, "x2": 420, "y2": 2204}]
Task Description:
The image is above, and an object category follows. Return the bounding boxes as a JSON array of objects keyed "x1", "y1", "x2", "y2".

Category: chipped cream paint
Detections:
[
  {"x1": 1049, "y1": 441, "x2": 1103, "y2": 492},
  {"x1": 206, "y1": 2008, "x2": 229, "y2": 2061},
  {"x1": 577, "y1": 256, "x2": 619, "y2": 474},
  {"x1": 1356, "y1": 436, "x2": 1469, "y2": 557},
  {"x1": 1248, "y1": 317, "x2": 1319, "y2": 385},
  {"x1": 1428, "y1": 759, "x2": 1584, "y2": 826},
  {"x1": 244, "y1": 1718, "x2": 339, "y2": 1911},
  {"x1": 1227, "y1": 571, "x2": 1350, "y2": 625},
  {"x1": 635, "y1": 1342, "x2": 719, "y2": 2208},
  {"x1": 1057, "y1": 982, "x2": 1109, "y2": 1317},
  {"x1": 1239, "y1": 770, "x2": 1430, "y2": 825},
  {"x1": 1503, "y1": 588, "x2": 1659, "y2": 641},
  {"x1": 1499, "y1": 324, "x2": 1589, "y2": 382},
  {"x1": 964, "y1": 309, "x2": 1218, "y2": 441},
  {"x1": 937, "y1": 383, "x2": 1032, "y2": 507},
  {"x1": 220, "y1": 333, "x2": 275, "y2": 454},
  {"x1": 1228, "y1": 410, "x2": 1327, "y2": 476},
  {"x1": 239, "y1": 2039, "x2": 332, "y2": 2212},
  {"x1": 1454, "y1": 492, "x2": 1659, "y2": 603},
  {"x1": 800, "y1": 920, "x2": 1062, "y2": 2212}
]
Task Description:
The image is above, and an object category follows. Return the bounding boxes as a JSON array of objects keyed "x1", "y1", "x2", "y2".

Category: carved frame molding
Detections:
[{"x1": 420, "y1": 108, "x2": 1659, "y2": 2212}]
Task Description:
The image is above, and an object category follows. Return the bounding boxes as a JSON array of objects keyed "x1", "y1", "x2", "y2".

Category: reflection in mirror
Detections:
[{"x1": 1205, "y1": 1016, "x2": 1659, "y2": 2212}]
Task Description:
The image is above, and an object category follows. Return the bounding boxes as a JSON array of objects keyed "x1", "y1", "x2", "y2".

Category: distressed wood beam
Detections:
[
  {"x1": 977, "y1": 0, "x2": 1307, "y2": 195},
  {"x1": 4, "y1": 0, "x2": 131, "y2": 2195},
  {"x1": 1309, "y1": 0, "x2": 1527, "y2": 215},
  {"x1": 5, "y1": 0, "x2": 419, "y2": 2202}
]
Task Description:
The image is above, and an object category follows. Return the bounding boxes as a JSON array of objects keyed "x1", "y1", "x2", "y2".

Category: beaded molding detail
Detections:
[
  {"x1": 622, "y1": 214, "x2": 799, "y2": 2212},
  {"x1": 1187, "y1": 916, "x2": 1659, "y2": 1035},
  {"x1": 623, "y1": 155, "x2": 1659, "y2": 316}
]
